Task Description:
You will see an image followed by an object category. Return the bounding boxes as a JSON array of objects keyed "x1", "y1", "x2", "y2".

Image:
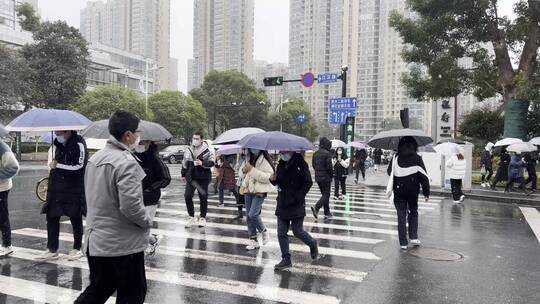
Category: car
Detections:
[{"x1": 159, "y1": 145, "x2": 188, "y2": 164}]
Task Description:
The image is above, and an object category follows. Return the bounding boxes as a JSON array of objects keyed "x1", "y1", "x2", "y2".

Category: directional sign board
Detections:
[
  {"x1": 317, "y1": 73, "x2": 338, "y2": 84},
  {"x1": 328, "y1": 97, "x2": 358, "y2": 125}
]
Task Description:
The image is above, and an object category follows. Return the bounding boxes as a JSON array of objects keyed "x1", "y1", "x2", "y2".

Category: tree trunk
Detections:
[{"x1": 503, "y1": 99, "x2": 530, "y2": 140}]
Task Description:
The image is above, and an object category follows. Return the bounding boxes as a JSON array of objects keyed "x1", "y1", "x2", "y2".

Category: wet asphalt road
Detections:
[{"x1": 0, "y1": 165, "x2": 539, "y2": 304}]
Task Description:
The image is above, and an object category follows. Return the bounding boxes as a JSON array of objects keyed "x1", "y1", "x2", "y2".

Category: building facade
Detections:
[
  {"x1": 80, "y1": 0, "x2": 177, "y2": 91},
  {"x1": 189, "y1": 0, "x2": 255, "y2": 90}
]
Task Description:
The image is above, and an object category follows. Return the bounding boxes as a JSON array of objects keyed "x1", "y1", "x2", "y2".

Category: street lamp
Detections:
[{"x1": 274, "y1": 98, "x2": 291, "y2": 132}]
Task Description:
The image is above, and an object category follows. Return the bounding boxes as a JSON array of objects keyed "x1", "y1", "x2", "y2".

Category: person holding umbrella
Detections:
[
  {"x1": 270, "y1": 151, "x2": 318, "y2": 270},
  {"x1": 134, "y1": 141, "x2": 171, "y2": 256},
  {"x1": 216, "y1": 154, "x2": 240, "y2": 208},
  {"x1": 480, "y1": 142, "x2": 494, "y2": 187},
  {"x1": 446, "y1": 146, "x2": 467, "y2": 203},
  {"x1": 524, "y1": 150, "x2": 538, "y2": 192},
  {"x1": 37, "y1": 130, "x2": 88, "y2": 261},
  {"x1": 505, "y1": 152, "x2": 526, "y2": 193},
  {"x1": 354, "y1": 147, "x2": 367, "y2": 183},
  {"x1": 0, "y1": 139, "x2": 20, "y2": 257},
  {"x1": 373, "y1": 148, "x2": 383, "y2": 171},
  {"x1": 491, "y1": 148, "x2": 511, "y2": 190},
  {"x1": 332, "y1": 147, "x2": 350, "y2": 200}
]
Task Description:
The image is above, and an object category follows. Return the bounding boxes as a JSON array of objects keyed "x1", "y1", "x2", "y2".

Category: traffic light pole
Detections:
[{"x1": 339, "y1": 67, "x2": 348, "y2": 142}]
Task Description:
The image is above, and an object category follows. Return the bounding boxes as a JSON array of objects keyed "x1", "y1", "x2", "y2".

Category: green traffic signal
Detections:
[{"x1": 263, "y1": 76, "x2": 284, "y2": 87}]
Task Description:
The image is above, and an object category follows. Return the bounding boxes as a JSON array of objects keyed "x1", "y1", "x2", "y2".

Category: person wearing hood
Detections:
[
  {"x1": 354, "y1": 148, "x2": 367, "y2": 183},
  {"x1": 506, "y1": 152, "x2": 526, "y2": 193},
  {"x1": 270, "y1": 152, "x2": 318, "y2": 270},
  {"x1": 134, "y1": 141, "x2": 171, "y2": 256},
  {"x1": 480, "y1": 142, "x2": 494, "y2": 188},
  {"x1": 181, "y1": 132, "x2": 216, "y2": 228},
  {"x1": 332, "y1": 147, "x2": 350, "y2": 200},
  {"x1": 446, "y1": 147, "x2": 467, "y2": 203},
  {"x1": 0, "y1": 140, "x2": 19, "y2": 257},
  {"x1": 387, "y1": 136, "x2": 430, "y2": 250},
  {"x1": 491, "y1": 148, "x2": 511, "y2": 190},
  {"x1": 524, "y1": 150, "x2": 538, "y2": 192},
  {"x1": 37, "y1": 130, "x2": 88, "y2": 262},
  {"x1": 311, "y1": 137, "x2": 334, "y2": 219}
]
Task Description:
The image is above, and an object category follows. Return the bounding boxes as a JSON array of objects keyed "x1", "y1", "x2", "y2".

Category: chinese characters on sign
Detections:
[
  {"x1": 328, "y1": 97, "x2": 358, "y2": 124},
  {"x1": 317, "y1": 73, "x2": 338, "y2": 84},
  {"x1": 436, "y1": 99, "x2": 454, "y2": 141}
]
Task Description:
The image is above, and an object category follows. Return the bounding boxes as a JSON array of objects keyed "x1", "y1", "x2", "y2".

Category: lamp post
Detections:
[{"x1": 274, "y1": 97, "x2": 291, "y2": 132}]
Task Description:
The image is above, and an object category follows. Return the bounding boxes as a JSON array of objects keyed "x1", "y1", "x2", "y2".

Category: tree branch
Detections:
[
  {"x1": 517, "y1": 0, "x2": 540, "y2": 78},
  {"x1": 489, "y1": 1, "x2": 515, "y2": 99}
]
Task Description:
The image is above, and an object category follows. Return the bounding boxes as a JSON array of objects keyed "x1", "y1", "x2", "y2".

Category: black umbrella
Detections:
[
  {"x1": 367, "y1": 128, "x2": 433, "y2": 150},
  {"x1": 81, "y1": 120, "x2": 172, "y2": 141}
]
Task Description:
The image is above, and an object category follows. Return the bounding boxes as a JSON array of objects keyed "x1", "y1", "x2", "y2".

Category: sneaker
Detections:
[
  {"x1": 35, "y1": 250, "x2": 59, "y2": 261},
  {"x1": 481, "y1": 183, "x2": 486, "y2": 188},
  {"x1": 0, "y1": 246, "x2": 13, "y2": 257},
  {"x1": 410, "y1": 239, "x2": 421, "y2": 247},
  {"x1": 310, "y1": 206, "x2": 319, "y2": 219},
  {"x1": 67, "y1": 250, "x2": 84, "y2": 261},
  {"x1": 453, "y1": 200, "x2": 461, "y2": 204},
  {"x1": 333, "y1": 196, "x2": 339, "y2": 200},
  {"x1": 261, "y1": 230, "x2": 269, "y2": 245},
  {"x1": 218, "y1": 202, "x2": 225, "y2": 207},
  {"x1": 198, "y1": 217, "x2": 207, "y2": 228},
  {"x1": 310, "y1": 243, "x2": 319, "y2": 260},
  {"x1": 324, "y1": 213, "x2": 333, "y2": 219},
  {"x1": 400, "y1": 245, "x2": 408, "y2": 251},
  {"x1": 185, "y1": 216, "x2": 197, "y2": 228},
  {"x1": 339, "y1": 195, "x2": 345, "y2": 200},
  {"x1": 459, "y1": 195, "x2": 465, "y2": 202},
  {"x1": 246, "y1": 239, "x2": 260, "y2": 251},
  {"x1": 233, "y1": 211, "x2": 243, "y2": 220},
  {"x1": 274, "y1": 259, "x2": 292, "y2": 270},
  {"x1": 145, "y1": 234, "x2": 160, "y2": 257}
]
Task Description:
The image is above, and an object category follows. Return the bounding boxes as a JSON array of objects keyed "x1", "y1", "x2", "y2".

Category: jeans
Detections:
[
  {"x1": 450, "y1": 179, "x2": 464, "y2": 201},
  {"x1": 394, "y1": 196, "x2": 419, "y2": 246},
  {"x1": 245, "y1": 194, "x2": 266, "y2": 238},
  {"x1": 481, "y1": 168, "x2": 493, "y2": 183},
  {"x1": 0, "y1": 191, "x2": 10, "y2": 247},
  {"x1": 219, "y1": 187, "x2": 243, "y2": 212},
  {"x1": 314, "y1": 181, "x2": 331, "y2": 215},
  {"x1": 355, "y1": 163, "x2": 365, "y2": 180},
  {"x1": 277, "y1": 217, "x2": 315, "y2": 260},
  {"x1": 47, "y1": 216, "x2": 83, "y2": 252},
  {"x1": 184, "y1": 179, "x2": 210, "y2": 218},
  {"x1": 334, "y1": 177, "x2": 346, "y2": 197},
  {"x1": 75, "y1": 251, "x2": 146, "y2": 304},
  {"x1": 525, "y1": 167, "x2": 537, "y2": 190}
]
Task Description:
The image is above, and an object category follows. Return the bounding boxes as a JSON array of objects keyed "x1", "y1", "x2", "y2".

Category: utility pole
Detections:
[
  {"x1": 339, "y1": 65, "x2": 348, "y2": 141},
  {"x1": 145, "y1": 60, "x2": 149, "y2": 118}
]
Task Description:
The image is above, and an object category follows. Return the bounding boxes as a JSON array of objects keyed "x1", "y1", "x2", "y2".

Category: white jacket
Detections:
[
  {"x1": 446, "y1": 155, "x2": 466, "y2": 180},
  {"x1": 0, "y1": 141, "x2": 20, "y2": 192},
  {"x1": 242, "y1": 154, "x2": 276, "y2": 194}
]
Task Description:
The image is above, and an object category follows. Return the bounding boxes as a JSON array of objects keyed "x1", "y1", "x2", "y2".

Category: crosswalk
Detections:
[{"x1": 3, "y1": 180, "x2": 444, "y2": 303}]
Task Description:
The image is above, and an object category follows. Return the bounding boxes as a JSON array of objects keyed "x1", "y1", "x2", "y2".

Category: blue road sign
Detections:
[
  {"x1": 317, "y1": 73, "x2": 338, "y2": 84},
  {"x1": 328, "y1": 97, "x2": 358, "y2": 124},
  {"x1": 301, "y1": 72, "x2": 315, "y2": 87},
  {"x1": 297, "y1": 113, "x2": 306, "y2": 124}
]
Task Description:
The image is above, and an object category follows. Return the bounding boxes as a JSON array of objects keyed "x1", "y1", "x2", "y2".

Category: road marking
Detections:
[
  {"x1": 13, "y1": 228, "x2": 381, "y2": 261},
  {"x1": 519, "y1": 207, "x2": 540, "y2": 242},
  {"x1": 267, "y1": 192, "x2": 441, "y2": 205},
  {"x1": 7, "y1": 246, "x2": 341, "y2": 304}
]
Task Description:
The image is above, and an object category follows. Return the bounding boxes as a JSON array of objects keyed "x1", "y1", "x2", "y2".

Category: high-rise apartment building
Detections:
[
  {"x1": 80, "y1": 0, "x2": 177, "y2": 91},
  {"x1": 0, "y1": 0, "x2": 37, "y2": 31},
  {"x1": 288, "y1": 0, "x2": 430, "y2": 141},
  {"x1": 189, "y1": 0, "x2": 255, "y2": 89}
]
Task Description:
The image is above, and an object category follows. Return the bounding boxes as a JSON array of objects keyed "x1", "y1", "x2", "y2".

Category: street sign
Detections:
[
  {"x1": 301, "y1": 72, "x2": 315, "y2": 87},
  {"x1": 297, "y1": 113, "x2": 306, "y2": 124},
  {"x1": 317, "y1": 73, "x2": 338, "y2": 84},
  {"x1": 328, "y1": 97, "x2": 358, "y2": 124}
]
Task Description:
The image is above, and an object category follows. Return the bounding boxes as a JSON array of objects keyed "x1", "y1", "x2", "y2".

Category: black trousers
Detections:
[
  {"x1": 355, "y1": 163, "x2": 365, "y2": 180},
  {"x1": 481, "y1": 168, "x2": 493, "y2": 183},
  {"x1": 277, "y1": 217, "x2": 316, "y2": 260},
  {"x1": 334, "y1": 177, "x2": 346, "y2": 197},
  {"x1": 0, "y1": 191, "x2": 10, "y2": 247},
  {"x1": 184, "y1": 179, "x2": 210, "y2": 218},
  {"x1": 394, "y1": 196, "x2": 418, "y2": 246},
  {"x1": 450, "y1": 179, "x2": 464, "y2": 201},
  {"x1": 314, "y1": 181, "x2": 331, "y2": 215},
  {"x1": 506, "y1": 177, "x2": 526, "y2": 192},
  {"x1": 47, "y1": 216, "x2": 83, "y2": 252},
  {"x1": 75, "y1": 251, "x2": 146, "y2": 304},
  {"x1": 525, "y1": 167, "x2": 537, "y2": 190}
]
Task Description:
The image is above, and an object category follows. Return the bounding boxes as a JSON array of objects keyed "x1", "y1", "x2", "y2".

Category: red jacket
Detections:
[{"x1": 217, "y1": 161, "x2": 236, "y2": 190}]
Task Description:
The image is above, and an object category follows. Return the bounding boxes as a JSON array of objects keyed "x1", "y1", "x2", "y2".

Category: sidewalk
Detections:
[{"x1": 348, "y1": 165, "x2": 540, "y2": 207}]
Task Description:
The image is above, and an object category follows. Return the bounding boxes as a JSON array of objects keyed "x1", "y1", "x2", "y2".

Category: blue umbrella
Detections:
[
  {"x1": 6, "y1": 108, "x2": 92, "y2": 132},
  {"x1": 237, "y1": 131, "x2": 313, "y2": 151}
]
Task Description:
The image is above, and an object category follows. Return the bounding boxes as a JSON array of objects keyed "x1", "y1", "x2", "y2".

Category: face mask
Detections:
[
  {"x1": 250, "y1": 148, "x2": 261, "y2": 155},
  {"x1": 192, "y1": 139, "x2": 201, "y2": 147},
  {"x1": 134, "y1": 144, "x2": 148, "y2": 153},
  {"x1": 56, "y1": 135, "x2": 65, "y2": 144},
  {"x1": 128, "y1": 134, "x2": 141, "y2": 151},
  {"x1": 281, "y1": 153, "x2": 292, "y2": 162}
]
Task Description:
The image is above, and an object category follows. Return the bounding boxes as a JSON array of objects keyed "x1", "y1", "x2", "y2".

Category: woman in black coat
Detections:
[
  {"x1": 270, "y1": 152, "x2": 318, "y2": 270},
  {"x1": 491, "y1": 148, "x2": 511, "y2": 190},
  {"x1": 333, "y1": 147, "x2": 350, "y2": 200}
]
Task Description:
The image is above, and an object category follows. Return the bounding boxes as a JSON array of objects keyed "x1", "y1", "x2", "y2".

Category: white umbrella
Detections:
[
  {"x1": 529, "y1": 137, "x2": 540, "y2": 146},
  {"x1": 331, "y1": 139, "x2": 347, "y2": 149},
  {"x1": 507, "y1": 142, "x2": 538, "y2": 153},
  {"x1": 213, "y1": 127, "x2": 264, "y2": 145},
  {"x1": 85, "y1": 138, "x2": 108, "y2": 150},
  {"x1": 494, "y1": 138, "x2": 522, "y2": 147},
  {"x1": 434, "y1": 142, "x2": 463, "y2": 155}
]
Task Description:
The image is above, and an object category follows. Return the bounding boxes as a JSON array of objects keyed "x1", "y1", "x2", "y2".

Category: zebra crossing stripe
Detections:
[
  {"x1": 269, "y1": 193, "x2": 441, "y2": 205},
  {"x1": 0, "y1": 273, "x2": 116, "y2": 304},
  {"x1": 7, "y1": 246, "x2": 341, "y2": 304}
]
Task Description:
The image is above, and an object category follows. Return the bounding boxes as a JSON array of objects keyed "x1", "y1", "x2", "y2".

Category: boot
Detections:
[{"x1": 274, "y1": 259, "x2": 292, "y2": 270}]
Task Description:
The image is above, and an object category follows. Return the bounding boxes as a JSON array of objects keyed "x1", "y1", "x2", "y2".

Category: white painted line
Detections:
[
  {"x1": 8, "y1": 246, "x2": 341, "y2": 304},
  {"x1": 267, "y1": 191, "x2": 441, "y2": 205},
  {"x1": 13, "y1": 228, "x2": 380, "y2": 261},
  {"x1": 0, "y1": 273, "x2": 115, "y2": 304},
  {"x1": 519, "y1": 207, "x2": 540, "y2": 242}
]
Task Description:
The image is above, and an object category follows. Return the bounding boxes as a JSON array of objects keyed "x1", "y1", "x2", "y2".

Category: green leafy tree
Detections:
[
  {"x1": 17, "y1": 3, "x2": 89, "y2": 109},
  {"x1": 528, "y1": 102, "x2": 540, "y2": 137},
  {"x1": 390, "y1": 0, "x2": 540, "y2": 140},
  {"x1": 458, "y1": 108, "x2": 504, "y2": 143},
  {"x1": 72, "y1": 86, "x2": 148, "y2": 120},
  {"x1": 264, "y1": 99, "x2": 318, "y2": 141},
  {"x1": 148, "y1": 91, "x2": 207, "y2": 142},
  {"x1": 0, "y1": 44, "x2": 32, "y2": 108},
  {"x1": 381, "y1": 117, "x2": 423, "y2": 130},
  {"x1": 189, "y1": 71, "x2": 269, "y2": 138}
]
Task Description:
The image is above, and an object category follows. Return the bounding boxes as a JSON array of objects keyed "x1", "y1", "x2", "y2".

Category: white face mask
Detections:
[
  {"x1": 134, "y1": 144, "x2": 148, "y2": 153},
  {"x1": 128, "y1": 134, "x2": 141, "y2": 151},
  {"x1": 192, "y1": 139, "x2": 202, "y2": 147}
]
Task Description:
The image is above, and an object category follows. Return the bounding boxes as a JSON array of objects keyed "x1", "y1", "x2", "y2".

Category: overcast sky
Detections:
[{"x1": 37, "y1": 0, "x2": 515, "y2": 93}]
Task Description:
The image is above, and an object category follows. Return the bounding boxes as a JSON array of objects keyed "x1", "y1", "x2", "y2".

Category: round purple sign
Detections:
[{"x1": 301, "y1": 72, "x2": 315, "y2": 88}]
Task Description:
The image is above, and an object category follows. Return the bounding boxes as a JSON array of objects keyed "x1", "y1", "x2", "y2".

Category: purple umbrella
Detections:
[
  {"x1": 6, "y1": 108, "x2": 92, "y2": 132},
  {"x1": 237, "y1": 131, "x2": 313, "y2": 152},
  {"x1": 217, "y1": 144, "x2": 243, "y2": 155}
]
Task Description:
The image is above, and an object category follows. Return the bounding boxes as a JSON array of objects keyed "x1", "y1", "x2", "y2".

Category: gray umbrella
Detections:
[
  {"x1": 367, "y1": 128, "x2": 433, "y2": 150},
  {"x1": 0, "y1": 123, "x2": 8, "y2": 138},
  {"x1": 81, "y1": 120, "x2": 172, "y2": 141},
  {"x1": 213, "y1": 127, "x2": 265, "y2": 145}
]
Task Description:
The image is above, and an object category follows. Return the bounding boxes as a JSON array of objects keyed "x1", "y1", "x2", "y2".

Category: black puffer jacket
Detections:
[
  {"x1": 387, "y1": 138, "x2": 430, "y2": 199},
  {"x1": 46, "y1": 133, "x2": 88, "y2": 218},
  {"x1": 135, "y1": 144, "x2": 171, "y2": 206},
  {"x1": 272, "y1": 153, "x2": 312, "y2": 220},
  {"x1": 312, "y1": 137, "x2": 333, "y2": 183},
  {"x1": 480, "y1": 150, "x2": 493, "y2": 169}
]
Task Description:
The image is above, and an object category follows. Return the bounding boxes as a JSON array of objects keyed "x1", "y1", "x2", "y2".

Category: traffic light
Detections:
[{"x1": 263, "y1": 76, "x2": 284, "y2": 86}]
